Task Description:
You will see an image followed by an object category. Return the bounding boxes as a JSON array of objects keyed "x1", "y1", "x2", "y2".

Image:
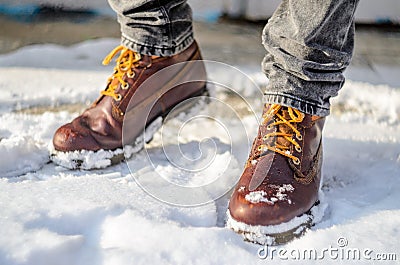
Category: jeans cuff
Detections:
[
  {"x1": 121, "y1": 33, "x2": 194, "y2": 57},
  {"x1": 263, "y1": 93, "x2": 330, "y2": 117}
]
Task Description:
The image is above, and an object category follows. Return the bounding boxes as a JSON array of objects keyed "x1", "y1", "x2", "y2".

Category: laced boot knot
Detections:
[
  {"x1": 257, "y1": 104, "x2": 305, "y2": 165},
  {"x1": 100, "y1": 45, "x2": 142, "y2": 101}
]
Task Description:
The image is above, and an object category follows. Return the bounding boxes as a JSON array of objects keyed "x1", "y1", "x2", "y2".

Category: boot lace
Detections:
[
  {"x1": 257, "y1": 104, "x2": 305, "y2": 165},
  {"x1": 100, "y1": 45, "x2": 141, "y2": 101}
]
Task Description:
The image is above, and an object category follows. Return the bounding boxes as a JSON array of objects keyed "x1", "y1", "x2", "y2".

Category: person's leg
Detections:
[
  {"x1": 262, "y1": 0, "x2": 359, "y2": 117},
  {"x1": 108, "y1": 0, "x2": 194, "y2": 56},
  {"x1": 227, "y1": 0, "x2": 359, "y2": 245},
  {"x1": 51, "y1": 0, "x2": 207, "y2": 169}
]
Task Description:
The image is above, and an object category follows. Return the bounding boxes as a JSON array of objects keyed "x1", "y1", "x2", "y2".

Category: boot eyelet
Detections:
[
  {"x1": 120, "y1": 66, "x2": 129, "y2": 71},
  {"x1": 295, "y1": 145, "x2": 302, "y2": 152},
  {"x1": 127, "y1": 71, "x2": 135, "y2": 78},
  {"x1": 257, "y1": 146, "x2": 263, "y2": 151},
  {"x1": 292, "y1": 157, "x2": 300, "y2": 165},
  {"x1": 296, "y1": 134, "x2": 303, "y2": 141},
  {"x1": 263, "y1": 135, "x2": 269, "y2": 140},
  {"x1": 266, "y1": 125, "x2": 273, "y2": 130},
  {"x1": 115, "y1": 94, "x2": 122, "y2": 101},
  {"x1": 122, "y1": 83, "x2": 129, "y2": 90}
]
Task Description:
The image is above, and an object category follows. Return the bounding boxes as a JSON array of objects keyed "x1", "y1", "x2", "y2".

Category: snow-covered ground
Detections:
[{"x1": 0, "y1": 39, "x2": 399, "y2": 264}]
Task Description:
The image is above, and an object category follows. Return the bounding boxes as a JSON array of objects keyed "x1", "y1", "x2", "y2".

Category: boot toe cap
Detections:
[
  {"x1": 53, "y1": 123, "x2": 98, "y2": 152},
  {"x1": 228, "y1": 192, "x2": 293, "y2": 226}
]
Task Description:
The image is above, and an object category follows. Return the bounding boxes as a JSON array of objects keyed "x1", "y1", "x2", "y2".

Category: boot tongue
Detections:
[{"x1": 276, "y1": 109, "x2": 293, "y2": 148}]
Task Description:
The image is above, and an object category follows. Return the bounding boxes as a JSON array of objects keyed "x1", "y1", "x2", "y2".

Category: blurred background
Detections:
[{"x1": 0, "y1": 0, "x2": 399, "y2": 87}]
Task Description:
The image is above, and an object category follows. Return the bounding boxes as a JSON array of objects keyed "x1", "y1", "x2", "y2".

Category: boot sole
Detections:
[
  {"x1": 50, "y1": 87, "x2": 210, "y2": 170},
  {"x1": 226, "y1": 198, "x2": 327, "y2": 245}
]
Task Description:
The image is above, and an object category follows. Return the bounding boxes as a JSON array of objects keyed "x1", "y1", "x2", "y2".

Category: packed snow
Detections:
[
  {"x1": 226, "y1": 195, "x2": 328, "y2": 245},
  {"x1": 244, "y1": 184, "x2": 295, "y2": 204},
  {"x1": 0, "y1": 39, "x2": 399, "y2": 264}
]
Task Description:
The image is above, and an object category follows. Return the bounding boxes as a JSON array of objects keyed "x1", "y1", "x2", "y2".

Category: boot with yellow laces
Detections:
[
  {"x1": 227, "y1": 103, "x2": 326, "y2": 245},
  {"x1": 51, "y1": 41, "x2": 207, "y2": 169}
]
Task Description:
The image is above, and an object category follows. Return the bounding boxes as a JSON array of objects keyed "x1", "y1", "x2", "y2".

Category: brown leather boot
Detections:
[
  {"x1": 51, "y1": 41, "x2": 207, "y2": 169},
  {"x1": 226, "y1": 104, "x2": 326, "y2": 245}
]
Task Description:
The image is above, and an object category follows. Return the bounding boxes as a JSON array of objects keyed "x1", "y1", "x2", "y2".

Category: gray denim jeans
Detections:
[
  {"x1": 107, "y1": 0, "x2": 194, "y2": 56},
  {"x1": 262, "y1": 0, "x2": 359, "y2": 116},
  {"x1": 108, "y1": 0, "x2": 359, "y2": 116}
]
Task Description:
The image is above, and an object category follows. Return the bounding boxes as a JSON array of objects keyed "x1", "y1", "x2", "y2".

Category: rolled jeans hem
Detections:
[
  {"x1": 121, "y1": 33, "x2": 194, "y2": 57},
  {"x1": 263, "y1": 93, "x2": 330, "y2": 117}
]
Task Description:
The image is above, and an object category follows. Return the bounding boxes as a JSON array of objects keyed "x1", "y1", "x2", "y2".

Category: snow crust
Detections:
[
  {"x1": 0, "y1": 136, "x2": 48, "y2": 177},
  {"x1": 0, "y1": 40, "x2": 399, "y2": 264},
  {"x1": 226, "y1": 194, "x2": 328, "y2": 245},
  {"x1": 245, "y1": 184, "x2": 294, "y2": 204}
]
